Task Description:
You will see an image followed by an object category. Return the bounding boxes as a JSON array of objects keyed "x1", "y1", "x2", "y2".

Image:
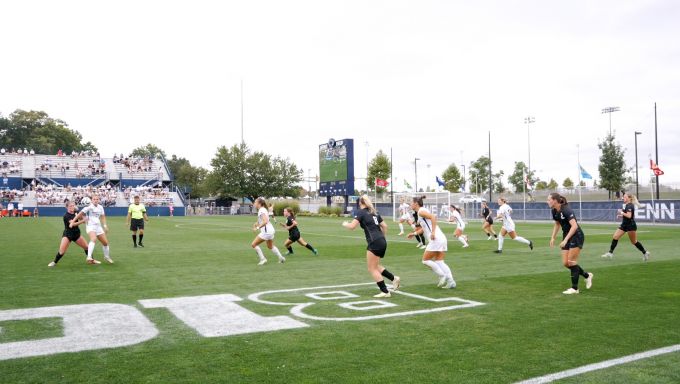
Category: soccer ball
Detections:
[{"x1": 81, "y1": 196, "x2": 91, "y2": 206}]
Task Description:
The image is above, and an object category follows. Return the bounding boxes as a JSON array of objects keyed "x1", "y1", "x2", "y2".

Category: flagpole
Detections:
[
  {"x1": 649, "y1": 155, "x2": 656, "y2": 225},
  {"x1": 523, "y1": 169, "x2": 526, "y2": 222},
  {"x1": 577, "y1": 145, "x2": 582, "y2": 219}
]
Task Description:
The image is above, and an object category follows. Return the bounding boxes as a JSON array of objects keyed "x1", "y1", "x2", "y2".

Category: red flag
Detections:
[
  {"x1": 650, "y1": 159, "x2": 664, "y2": 176},
  {"x1": 375, "y1": 178, "x2": 389, "y2": 187}
]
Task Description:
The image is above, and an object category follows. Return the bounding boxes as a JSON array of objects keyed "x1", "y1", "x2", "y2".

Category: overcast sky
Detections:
[{"x1": 2, "y1": 0, "x2": 679, "y2": 191}]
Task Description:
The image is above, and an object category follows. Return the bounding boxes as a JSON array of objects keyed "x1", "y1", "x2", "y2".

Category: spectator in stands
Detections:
[
  {"x1": 29, "y1": 149, "x2": 35, "y2": 155},
  {"x1": 33, "y1": 206, "x2": 39, "y2": 218},
  {"x1": 57, "y1": 149, "x2": 63, "y2": 156},
  {"x1": 17, "y1": 148, "x2": 23, "y2": 155},
  {"x1": 0, "y1": 148, "x2": 5, "y2": 155}
]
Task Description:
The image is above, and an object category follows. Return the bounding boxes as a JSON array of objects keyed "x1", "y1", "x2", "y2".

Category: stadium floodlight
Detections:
[
  {"x1": 634, "y1": 131, "x2": 642, "y2": 197},
  {"x1": 524, "y1": 116, "x2": 535, "y2": 175},
  {"x1": 601, "y1": 106, "x2": 620, "y2": 135},
  {"x1": 414, "y1": 158, "x2": 420, "y2": 193}
]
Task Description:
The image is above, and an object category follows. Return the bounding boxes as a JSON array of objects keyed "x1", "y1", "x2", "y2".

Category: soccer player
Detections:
[
  {"x1": 280, "y1": 207, "x2": 318, "y2": 255},
  {"x1": 74, "y1": 194, "x2": 113, "y2": 264},
  {"x1": 494, "y1": 197, "x2": 533, "y2": 254},
  {"x1": 411, "y1": 210, "x2": 427, "y2": 249},
  {"x1": 343, "y1": 195, "x2": 400, "y2": 297},
  {"x1": 602, "y1": 193, "x2": 651, "y2": 261},
  {"x1": 408, "y1": 195, "x2": 456, "y2": 289},
  {"x1": 397, "y1": 197, "x2": 411, "y2": 235},
  {"x1": 127, "y1": 195, "x2": 149, "y2": 248},
  {"x1": 448, "y1": 204, "x2": 469, "y2": 248},
  {"x1": 251, "y1": 197, "x2": 285, "y2": 266},
  {"x1": 548, "y1": 193, "x2": 593, "y2": 295},
  {"x1": 48, "y1": 201, "x2": 92, "y2": 267},
  {"x1": 481, "y1": 201, "x2": 497, "y2": 240}
]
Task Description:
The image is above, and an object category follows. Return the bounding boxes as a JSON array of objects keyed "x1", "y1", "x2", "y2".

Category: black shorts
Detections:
[
  {"x1": 130, "y1": 218, "x2": 145, "y2": 231},
  {"x1": 561, "y1": 231, "x2": 585, "y2": 250},
  {"x1": 367, "y1": 238, "x2": 387, "y2": 258},
  {"x1": 619, "y1": 222, "x2": 637, "y2": 232},
  {"x1": 288, "y1": 233, "x2": 301, "y2": 242},
  {"x1": 63, "y1": 231, "x2": 81, "y2": 242},
  {"x1": 485, "y1": 217, "x2": 494, "y2": 225}
]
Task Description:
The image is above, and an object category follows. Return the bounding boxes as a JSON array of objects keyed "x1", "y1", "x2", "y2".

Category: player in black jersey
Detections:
[
  {"x1": 548, "y1": 193, "x2": 593, "y2": 294},
  {"x1": 411, "y1": 211, "x2": 427, "y2": 249},
  {"x1": 480, "y1": 201, "x2": 497, "y2": 240},
  {"x1": 602, "y1": 193, "x2": 650, "y2": 261},
  {"x1": 280, "y1": 207, "x2": 318, "y2": 255},
  {"x1": 48, "y1": 201, "x2": 92, "y2": 267},
  {"x1": 343, "y1": 195, "x2": 400, "y2": 297}
]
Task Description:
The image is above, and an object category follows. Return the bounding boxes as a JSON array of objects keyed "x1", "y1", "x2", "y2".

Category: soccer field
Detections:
[{"x1": 1, "y1": 216, "x2": 679, "y2": 383}]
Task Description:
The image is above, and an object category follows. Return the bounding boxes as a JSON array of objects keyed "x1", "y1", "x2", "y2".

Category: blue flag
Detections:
[
  {"x1": 579, "y1": 165, "x2": 592, "y2": 180},
  {"x1": 436, "y1": 176, "x2": 446, "y2": 187}
]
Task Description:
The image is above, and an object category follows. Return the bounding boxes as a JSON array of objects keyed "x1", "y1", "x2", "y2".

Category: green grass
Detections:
[{"x1": 1, "y1": 216, "x2": 679, "y2": 383}]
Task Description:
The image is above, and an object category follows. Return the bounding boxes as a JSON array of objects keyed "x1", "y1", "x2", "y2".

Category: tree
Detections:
[
  {"x1": 468, "y1": 156, "x2": 503, "y2": 195},
  {"x1": 0, "y1": 110, "x2": 92, "y2": 154},
  {"x1": 131, "y1": 143, "x2": 167, "y2": 159},
  {"x1": 508, "y1": 161, "x2": 536, "y2": 193},
  {"x1": 366, "y1": 150, "x2": 391, "y2": 193},
  {"x1": 535, "y1": 181, "x2": 548, "y2": 190},
  {"x1": 598, "y1": 133, "x2": 628, "y2": 198},
  {"x1": 441, "y1": 163, "x2": 464, "y2": 193},
  {"x1": 206, "y1": 143, "x2": 302, "y2": 202},
  {"x1": 167, "y1": 155, "x2": 209, "y2": 197},
  {"x1": 578, "y1": 180, "x2": 586, "y2": 187},
  {"x1": 563, "y1": 177, "x2": 574, "y2": 189},
  {"x1": 547, "y1": 178, "x2": 558, "y2": 190}
]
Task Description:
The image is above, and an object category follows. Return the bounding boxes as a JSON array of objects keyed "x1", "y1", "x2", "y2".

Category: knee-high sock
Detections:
[
  {"x1": 254, "y1": 246, "x2": 266, "y2": 261},
  {"x1": 102, "y1": 245, "x2": 110, "y2": 258},
  {"x1": 609, "y1": 239, "x2": 619, "y2": 253},
  {"x1": 54, "y1": 252, "x2": 64, "y2": 263},
  {"x1": 498, "y1": 236, "x2": 504, "y2": 250},
  {"x1": 514, "y1": 236, "x2": 530, "y2": 245},
  {"x1": 634, "y1": 242, "x2": 647, "y2": 254},
  {"x1": 399, "y1": 223, "x2": 404, "y2": 232},
  {"x1": 422, "y1": 260, "x2": 445, "y2": 277},
  {"x1": 435, "y1": 260, "x2": 453, "y2": 279},
  {"x1": 272, "y1": 246, "x2": 284, "y2": 260},
  {"x1": 569, "y1": 266, "x2": 580, "y2": 289},
  {"x1": 305, "y1": 243, "x2": 315, "y2": 252},
  {"x1": 286, "y1": 246, "x2": 293, "y2": 253},
  {"x1": 458, "y1": 236, "x2": 468, "y2": 246},
  {"x1": 577, "y1": 265, "x2": 589, "y2": 278},
  {"x1": 132, "y1": 235, "x2": 137, "y2": 246},
  {"x1": 381, "y1": 269, "x2": 395, "y2": 281},
  {"x1": 87, "y1": 241, "x2": 95, "y2": 259}
]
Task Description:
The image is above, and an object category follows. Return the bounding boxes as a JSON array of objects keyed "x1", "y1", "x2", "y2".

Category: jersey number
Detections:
[{"x1": 373, "y1": 216, "x2": 379, "y2": 225}]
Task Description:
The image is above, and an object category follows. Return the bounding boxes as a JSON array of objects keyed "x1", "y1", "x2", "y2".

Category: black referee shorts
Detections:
[{"x1": 130, "y1": 218, "x2": 145, "y2": 231}]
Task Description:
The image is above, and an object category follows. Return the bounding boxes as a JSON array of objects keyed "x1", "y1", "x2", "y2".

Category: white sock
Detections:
[
  {"x1": 254, "y1": 246, "x2": 265, "y2": 261},
  {"x1": 498, "y1": 236, "x2": 504, "y2": 250},
  {"x1": 87, "y1": 241, "x2": 95, "y2": 259},
  {"x1": 103, "y1": 245, "x2": 110, "y2": 258},
  {"x1": 514, "y1": 236, "x2": 530, "y2": 245},
  {"x1": 435, "y1": 260, "x2": 453, "y2": 279},
  {"x1": 458, "y1": 236, "x2": 468, "y2": 246},
  {"x1": 422, "y1": 260, "x2": 445, "y2": 278},
  {"x1": 272, "y1": 246, "x2": 284, "y2": 260},
  {"x1": 399, "y1": 223, "x2": 404, "y2": 232}
]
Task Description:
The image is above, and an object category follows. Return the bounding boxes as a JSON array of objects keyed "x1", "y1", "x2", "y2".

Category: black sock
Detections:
[
  {"x1": 381, "y1": 269, "x2": 395, "y2": 281},
  {"x1": 377, "y1": 280, "x2": 389, "y2": 293},
  {"x1": 569, "y1": 266, "x2": 580, "y2": 289},
  {"x1": 139, "y1": 234, "x2": 144, "y2": 243},
  {"x1": 132, "y1": 235, "x2": 137, "y2": 245},
  {"x1": 54, "y1": 252, "x2": 64, "y2": 263},
  {"x1": 609, "y1": 239, "x2": 618, "y2": 253},
  {"x1": 286, "y1": 246, "x2": 293, "y2": 253},
  {"x1": 84, "y1": 249, "x2": 88, "y2": 256},
  {"x1": 415, "y1": 234, "x2": 422, "y2": 243},
  {"x1": 494, "y1": 234, "x2": 498, "y2": 238},
  {"x1": 305, "y1": 243, "x2": 315, "y2": 251},
  {"x1": 634, "y1": 242, "x2": 647, "y2": 254},
  {"x1": 578, "y1": 265, "x2": 589, "y2": 278}
]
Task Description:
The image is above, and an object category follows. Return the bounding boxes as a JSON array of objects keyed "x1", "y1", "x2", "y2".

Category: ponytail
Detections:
[
  {"x1": 450, "y1": 204, "x2": 462, "y2": 214},
  {"x1": 627, "y1": 194, "x2": 641, "y2": 208},
  {"x1": 359, "y1": 194, "x2": 377, "y2": 214},
  {"x1": 412, "y1": 195, "x2": 426, "y2": 208},
  {"x1": 549, "y1": 192, "x2": 569, "y2": 207},
  {"x1": 284, "y1": 207, "x2": 295, "y2": 219}
]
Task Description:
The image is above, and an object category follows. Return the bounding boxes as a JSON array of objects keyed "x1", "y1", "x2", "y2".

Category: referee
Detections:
[{"x1": 126, "y1": 195, "x2": 149, "y2": 248}]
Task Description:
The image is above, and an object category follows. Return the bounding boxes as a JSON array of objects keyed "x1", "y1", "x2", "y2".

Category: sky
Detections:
[{"x1": 1, "y1": 0, "x2": 679, "y2": 192}]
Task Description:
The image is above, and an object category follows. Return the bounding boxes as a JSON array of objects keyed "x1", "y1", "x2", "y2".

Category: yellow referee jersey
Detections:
[{"x1": 128, "y1": 203, "x2": 147, "y2": 219}]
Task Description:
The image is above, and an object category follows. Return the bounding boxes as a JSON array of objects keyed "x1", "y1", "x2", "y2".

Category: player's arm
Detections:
[
  {"x1": 379, "y1": 221, "x2": 388, "y2": 236},
  {"x1": 620, "y1": 207, "x2": 633, "y2": 219},
  {"x1": 342, "y1": 218, "x2": 360, "y2": 230},
  {"x1": 100, "y1": 212, "x2": 108, "y2": 232},
  {"x1": 549, "y1": 221, "x2": 560, "y2": 247},
  {"x1": 143, "y1": 209, "x2": 149, "y2": 222},
  {"x1": 407, "y1": 225, "x2": 423, "y2": 239},
  {"x1": 559, "y1": 219, "x2": 579, "y2": 248},
  {"x1": 126, "y1": 209, "x2": 132, "y2": 226}
]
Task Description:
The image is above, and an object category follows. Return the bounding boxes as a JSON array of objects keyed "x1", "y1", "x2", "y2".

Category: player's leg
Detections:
[
  {"x1": 422, "y1": 251, "x2": 446, "y2": 286},
  {"x1": 627, "y1": 231, "x2": 650, "y2": 261},
  {"x1": 284, "y1": 239, "x2": 294, "y2": 255},
  {"x1": 86, "y1": 231, "x2": 98, "y2": 262},
  {"x1": 138, "y1": 227, "x2": 145, "y2": 247},
  {"x1": 252, "y1": 236, "x2": 267, "y2": 265},
  {"x1": 432, "y1": 251, "x2": 456, "y2": 288},
  {"x1": 98, "y1": 233, "x2": 113, "y2": 264},
  {"x1": 266, "y1": 239, "x2": 285, "y2": 263},
  {"x1": 455, "y1": 228, "x2": 469, "y2": 247},
  {"x1": 49, "y1": 237, "x2": 71, "y2": 267},
  {"x1": 603, "y1": 229, "x2": 625, "y2": 258},
  {"x1": 495, "y1": 228, "x2": 508, "y2": 253},
  {"x1": 297, "y1": 238, "x2": 317, "y2": 255},
  {"x1": 509, "y1": 230, "x2": 532, "y2": 249}
]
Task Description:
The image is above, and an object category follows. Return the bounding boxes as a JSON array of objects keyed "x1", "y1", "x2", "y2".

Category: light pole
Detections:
[
  {"x1": 460, "y1": 164, "x2": 466, "y2": 192},
  {"x1": 601, "y1": 106, "x2": 620, "y2": 135},
  {"x1": 634, "y1": 131, "x2": 641, "y2": 197},
  {"x1": 524, "y1": 116, "x2": 535, "y2": 175},
  {"x1": 307, "y1": 168, "x2": 311, "y2": 210},
  {"x1": 364, "y1": 141, "x2": 369, "y2": 192},
  {"x1": 414, "y1": 158, "x2": 420, "y2": 193}
]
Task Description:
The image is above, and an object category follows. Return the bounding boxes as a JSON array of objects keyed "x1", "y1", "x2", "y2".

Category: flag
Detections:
[
  {"x1": 579, "y1": 165, "x2": 592, "y2": 180},
  {"x1": 404, "y1": 180, "x2": 412, "y2": 189},
  {"x1": 523, "y1": 171, "x2": 533, "y2": 190},
  {"x1": 436, "y1": 176, "x2": 446, "y2": 187},
  {"x1": 375, "y1": 178, "x2": 389, "y2": 187},
  {"x1": 650, "y1": 159, "x2": 664, "y2": 176}
]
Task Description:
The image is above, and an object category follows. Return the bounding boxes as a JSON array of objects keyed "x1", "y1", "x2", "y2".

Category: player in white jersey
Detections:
[
  {"x1": 74, "y1": 194, "x2": 113, "y2": 264},
  {"x1": 397, "y1": 198, "x2": 411, "y2": 235},
  {"x1": 250, "y1": 197, "x2": 285, "y2": 266},
  {"x1": 494, "y1": 197, "x2": 533, "y2": 254},
  {"x1": 448, "y1": 205, "x2": 469, "y2": 248},
  {"x1": 407, "y1": 195, "x2": 456, "y2": 288}
]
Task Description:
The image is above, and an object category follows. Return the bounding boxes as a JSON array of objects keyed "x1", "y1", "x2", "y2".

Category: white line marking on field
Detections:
[{"x1": 514, "y1": 344, "x2": 680, "y2": 384}]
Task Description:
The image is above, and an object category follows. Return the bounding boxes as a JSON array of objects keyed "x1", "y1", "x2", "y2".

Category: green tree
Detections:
[
  {"x1": 563, "y1": 177, "x2": 574, "y2": 188},
  {"x1": 535, "y1": 181, "x2": 548, "y2": 190},
  {"x1": 167, "y1": 155, "x2": 209, "y2": 197},
  {"x1": 0, "y1": 110, "x2": 92, "y2": 154},
  {"x1": 366, "y1": 150, "x2": 391, "y2": 193},
  {"x1": 441, "y1": 163, "x2": 464, "y2": 193},
  {"x1": 469, "y1": 155, "x2": 504, "y2": 195},
  {"x1": 598, "y1": 133, "x2": 628, "y2": 198},
  {"x1": 547, "y1": 178, "x2": 558, "y2": 190},
  {"x1": 131, "y1": 143, "x2": 167, "y2": 159},
  {"x1": 508, "y1": 161, "x2": 536, "y2": 193}
]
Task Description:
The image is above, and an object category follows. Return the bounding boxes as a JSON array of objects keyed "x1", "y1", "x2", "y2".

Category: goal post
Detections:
[{"x1": 392, "y1": 191, "x2": 452, "y2": 222}]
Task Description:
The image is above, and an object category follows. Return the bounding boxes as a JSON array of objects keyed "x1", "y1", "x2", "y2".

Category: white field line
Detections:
[{"x1": 514, "y1": 344, "x2": 680, "y2": 384}]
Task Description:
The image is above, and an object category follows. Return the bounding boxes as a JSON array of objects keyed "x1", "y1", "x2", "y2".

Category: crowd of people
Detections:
[
  {"x1": 113, "y1": 154, "x2": 158, "y2": 174},
  {"x1": 1, "y1": 148, "x2": 35, "y2": 156},
  {"x1": 35, "y1": 184, "x2": 117, "y2": 207},
  {"x1": 122, "y1": 185, "x2": 172, "y2": 206},
  {"x1": 1, "y1": 159, "x2": 22, "y2": 174}
]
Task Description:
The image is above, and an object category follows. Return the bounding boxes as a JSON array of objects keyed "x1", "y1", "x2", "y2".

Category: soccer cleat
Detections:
[
  {"x1": 104, "y1": 256, "x2": 114, "y2": 264},
  {"x1": 392, "y1": 276, "x2": 401, "y2": 291},
  {"x1": 134, "y1": 244, "x2": 137, "y2": 248},
  {"x1": 312, "y1": 248, "x2": 318, "y2": 255},
  {"x1": 86, "y1": 259, "x2": 101, "y2": 265},
  {"x1": 138, "y1": 243, "x2": 144, "y2": 248},
  {"x1": 529, "y1": 241, "x2": 534, "y2": 250},
  {"x1": 643, "y1": 251, "x2": 650, "y2": 262},
  {"x1": 284, "y1": 251, "x2": 293, "y2": 256},
  {"x1": 437, "y1": 276, "x2": 448, "y2": 287},
  {"x1": 419, "y1": 244, "x2": 427, "y2": 249},
  {"x1": 278, "y1": 256, "x2": 286, "y2": 264},
  {"x1": 562, "y1": 288, "x2": 579, "y2": 295},
  {"x1": 443, "y1": 278, "x2": 457, "y2": 289},
  {"x1": 48, "y1": 261, "x2": 56, "y2": 267},
  {"x1": 397, "y1": 232, "x2": 404, "y2": 236},
  {"x1": 257, "y1": 258, "x2": 268, "y2": 266},
  {"x1": 416, "y1": 242, "x2": 423, "y2": 248},
  {"x1": 601, "y1": 252, "x2": 613, "y2": 259},
  {"x1": 585, "y1": 273, "x2": 594, "y2": 289},
  {"x1": 487, "y1": 236, "x2": 493, "y2": 241},
  {"x1": 373, "y1": 292, "x2": 391, "y2": 298},
  {"x1": 462, "y1": 244, "x2": 469, "y2": 248},
  {"x1": 493, "y1": 250, "x2": 503, "y2": 254}
]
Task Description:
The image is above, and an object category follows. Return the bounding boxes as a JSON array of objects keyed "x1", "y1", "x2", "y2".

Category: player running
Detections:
[
  {"x1": 408, "y1": 195, "x2": 456, "y2": 289},
  {"x1": 548, "y1": 193, "x2": 593, "y2": 295},
  {"x1": 494, "y1": 197, "x2": 533, "y2": 254},
  {"x1": 481, "y1": 201, "x2": 497, "y2": 240},
  {"x1": 48, "y1": 201, "x2": 92, "y2": 267},
  {"x1": 251, "y1": 197, "x2": 285, "y2": 266},
  {"x1": 601, "y1": 193, "x2": 651, "y2": 261},
  {"x1": 126, "y1": 195, "x2": 149, "y2": 248},
  {"x1": 74, "y1": 194, "x2": 113, "y2": 264},
  {"x1": 280, "y1": 207, "x2": 318, "y2": 256},
  {"x1": 343, "y1": 195, "x2": 400, "y2": 297},
  {"x1": 397, "y1": 197, "x2": 411, "y2": 235},
  {"x1": 448, "y1": 204, "x2": 469, "y2": 248}
]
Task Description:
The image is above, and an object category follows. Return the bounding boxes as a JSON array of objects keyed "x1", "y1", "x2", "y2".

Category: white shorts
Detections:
[
  {"x1": 425, "y1": 237, "x2": 448, "y2": 252},
  {"x1": 400, "y1": 214, "x2": 410, "y2": 221},
  {"x1": 502, "y1": 220, "x2": 516, "y2": 233},
  {"x1": 456, "y1": 223, "x2": 466, "y2": 231},
  {"x1": 258, "y1": 232, "x2": 275, "y2": 241},
  {"x1": 86, "y1": 224, "x2": 105, "y2": 236}
]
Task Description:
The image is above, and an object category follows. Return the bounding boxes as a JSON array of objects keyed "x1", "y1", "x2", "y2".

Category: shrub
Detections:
[
  {"x1": 318, "y1": 206, "x2": 342, "y2": 216},
  {"x1": 272, "y1": 200, "x2": 300, "y2": 216}
]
